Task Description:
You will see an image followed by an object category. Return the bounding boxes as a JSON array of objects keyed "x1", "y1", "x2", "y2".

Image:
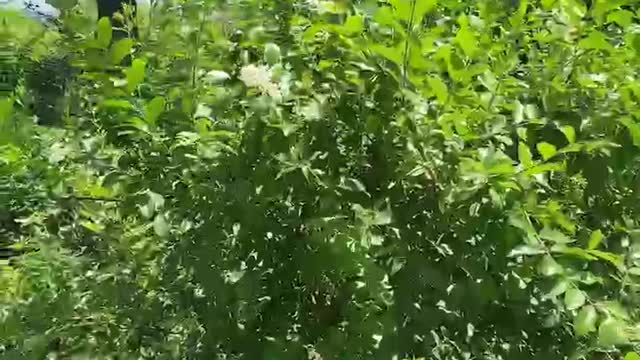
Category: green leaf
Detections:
[
  {"x1": 126, "y1": 59, "x2": 147, "y2": 93},
  {"x1": 588, "y1": 249, "x2": 624, "y2": 269},
  {"x1": 508, "y1": 245, "x2": 546, "y2": 257},
  {"x1": 204, "y1": 70, "x2": 230, "y2": 84},
  {"x1": 147, "y1": 191, "x2": 165, "y2": 212},
  {"x1": 96, "y1": 17, "x2": 112, "y2": 49},
  {"x1": 629, "y1": 33, "x2": 640, "y2": 54},
  {"x1": 538, "y1": 255, "x2": 564, "y2": 276},
  {"x1": 574, "y1": 305, "x2": 597, "y2": 336},
  {"x1": 540, "y1": 227, "x2": 573, "y2": 244},
  {"x1": 389, "y1": 0, "x2": 436, "y2": 23},
  {"x1": 588, "y1": 229, "x2": 604, "y2": 250},
  {"x1": 139, "y1": 204, "x2": 154, "y2": 219},
  {"x1": 0, "y1": 97, "x2": 14, "y2": 126},
  {"x1": 372, "y1": 202, "x2": 392, "y2": 226},
  {"x1": 545, "y1": 279, "x2": 569, "y2": 299},
  {"x1": 524, "y1": 162, "x2": 566, "y2": 175},
  {"x1": 264, "y1": 43, "x2": 281, "y2": 65},
  {"x1": 624, "y1": 352, "x2": 640, "y2": 360},
  {"x1": 110, "y1": 38, "x2": 134, "y2": 65},
  {"x1": 600, "y1": 300, "x2": 629, "y2": 320},
  {"x1": 225, "y1": 269, "x2": 245, "y2": 284},
  {"x1": 153, "y1": 213, "x2": 170, "y2": 237},
  {"x1": 508, "y1": 210, "x2": 539, "y2": 244},
  {"x1": 455, "y1": 16, "x2": 478, "y2": 58},
  {"x1": 607, "y1": 10, "x2": 634, "y2": 28},
  {"x1": 80, "y1": 220, "x2": 105, "y2": 233},
  {"x1": 388, "y1": 0, "x2": 412, "y2": 21},
  {"x1": 578, "y1": 30, "x2": 612, "y2": 51},
  {"x1": 427, "y1": 76, "x2": 448, "y2": 104},
  {"x1": 413, "y1": 0, "x2": 438, "y2": 22},
  {"x1": 513, "y1": 101, "x2": 524, "y2": 123},
  {"x1": 598, "y1": 318, "x2": 628, "y2": 346},
  {"x1": 339, "y1": 177, "x2": 368, "y2": 194},
  {"x1": 518, "y1": 142, "x2": 533, "y2": 167},
  {"x1": 564, "y1": 288, "x2": 586, "y2": 310},
  {"x1": 341, "y1": 15, "x2": 364, "y2": 34},
  {"x1": 145, "y1": 97, "x2": 165, "y2": 125},
  {"x1": 370, "y1": 44, "x2": 404, "y2": 66},
  {"x1": 619, "y1": 117, "x2": 640, "y2": 148},
  {"x1": 100, "y1": 99, "x2": 134, "y2": 110},
  {"x1": 536, "y1": 142, "x2": 557, "y2": 160},
  {"x1": 525, "y1": 103, "x2": 538, "y2": 120},
  {"x1": 560, "y1": 125, "x2": 576, "y2": 144},
  {"x1": 552, "y1": 245, "x2": 598, "y2": 261},
  {"x1": 373, "y1": 6, "x2": 397, "y2": 26}
]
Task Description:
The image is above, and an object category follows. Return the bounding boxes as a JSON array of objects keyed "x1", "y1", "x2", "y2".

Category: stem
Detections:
[
  {"x1": 401, "y1": 0, "x2": 417, "y2": 89},
  {"x1": 191, "y1": 8, "x2": 207, "y2": 90}
]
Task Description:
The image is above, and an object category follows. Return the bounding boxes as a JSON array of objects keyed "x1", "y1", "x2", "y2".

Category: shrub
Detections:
[{"x1": 2, "y1": 0, "x2": 640, "y2": 359}]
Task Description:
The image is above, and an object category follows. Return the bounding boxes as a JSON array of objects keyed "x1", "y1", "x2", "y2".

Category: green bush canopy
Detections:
[{"x1": 2, "y1": 0, "x2": 640, "y2": 359}]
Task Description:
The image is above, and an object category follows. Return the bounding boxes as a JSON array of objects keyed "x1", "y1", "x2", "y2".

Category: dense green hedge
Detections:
[{"x1": 2, "y1": 0, "x2": 640, "y2": 359}]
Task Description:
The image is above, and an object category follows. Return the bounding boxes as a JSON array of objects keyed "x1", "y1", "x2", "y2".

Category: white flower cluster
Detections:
[
  {"x1": 0, "y1": 0, "x2": 60, "y2": 23},
  {"x1": 239, "y1": 64, "x2": 281, "y2": 99}
]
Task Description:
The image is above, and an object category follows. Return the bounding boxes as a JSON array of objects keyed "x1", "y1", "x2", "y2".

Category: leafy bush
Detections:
[{"x1": 3, "y1": 0, "x2": 640, "y2": 359}]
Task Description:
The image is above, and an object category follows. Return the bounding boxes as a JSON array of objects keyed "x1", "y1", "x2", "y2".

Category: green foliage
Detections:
[{"x1": 3, "y1": 0, "x2": 640, "y2": 359}]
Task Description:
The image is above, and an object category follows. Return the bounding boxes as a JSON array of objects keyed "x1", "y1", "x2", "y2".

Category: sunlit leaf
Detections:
[
  {"x1": 96, "y1": 17, "x2": 112, "y2": 49},
  {"x1": 607, "y1": 10, "x2": 634, "y2": 28},
  {"x1": 513, "y1": 101, "x2": 524, "y2": 123},
  {"x1": 564, "y1": 288, "x2": 586, "y2": 310},
  {"x1": 153, "y1": 213, "x2": 170, "y2": 237},
  {"x1": 598, "y1": 318, "x2": 628, "y2": 346},
  {"x1": 518, "y1": 142, "x2": 533, "y2": 168},
  {"x1": 372, "y1": 202, "x2": 392, "y2": 226},
  {"x1": 427, "y1": 76, "x2": 448, "y2": 104},
  {"x1": 508, "y1": 245, "x2": 546, "y2": 257},
  {"x1": 204, "y1": 70, "x2": 230, "y2": 84},
  {"x1": 578, "y1": 30, "x2": 612, "y2": 51},
  {"x1": 100, "y1": 99, "x2": 134, "y2": 110},
  {"x1": 574, "y1": 305, "x2": 597, "y2": 336},
  {"x1": 455, "y1": 16, "x2": 478, "y2": 58},
  {"x1": 524, "y1": 162, "x2": 565, "y2": 175},
  {"x1": 588, "y1": 230, "x2": 604, "y2": 250},
  {"x1": 389, "y1": 0, "x2": 435, "y2": 22},
  {"x1": 370, "y1": 44, "x2": 404, "y2": 66},
  {"x1": 625, "y1": 352, "x2": 640, "y2": 360},
  {"x1": 80, "y1": 220, "x2": 105, "y2": 233},
  {"x1": 145, "y1": 97, "x2": 165, "y2": 125},
  {"x1": 560, "y1": 125, "x2": 576, "y2": 144},
  {"x1": 540, "y1": 227, "x2": 573, "y2": 244},
  {"x1": 341, "y1": 15, "x2": 364, "y2": 34},
  {"x1": 126, "y1": 59, "x2": 147, "y2": 93},
  {"x1": 536, "y1": 142, "x2": 557, "y2": 161},
  {"x1": 110, "y1": 38, "x2": 133, "y2": 64},
  {"x1": 538, "y1": 255, "x2": 563, "y2": 276}
]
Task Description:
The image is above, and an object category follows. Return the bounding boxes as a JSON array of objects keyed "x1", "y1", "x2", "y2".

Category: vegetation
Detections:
[{"x1": 3, "y1": 0, "x2": 640, "y2": 358}]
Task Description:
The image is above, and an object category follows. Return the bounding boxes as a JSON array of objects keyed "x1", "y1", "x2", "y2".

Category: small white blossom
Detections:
[{"x1": 239, "y1": 64, "x2": 282, "y2": 99}]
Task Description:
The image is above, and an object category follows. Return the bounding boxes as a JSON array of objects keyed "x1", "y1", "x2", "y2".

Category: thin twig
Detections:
[{"x1": 401, "y1": 0, "x2": 418, "y2": 89}]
